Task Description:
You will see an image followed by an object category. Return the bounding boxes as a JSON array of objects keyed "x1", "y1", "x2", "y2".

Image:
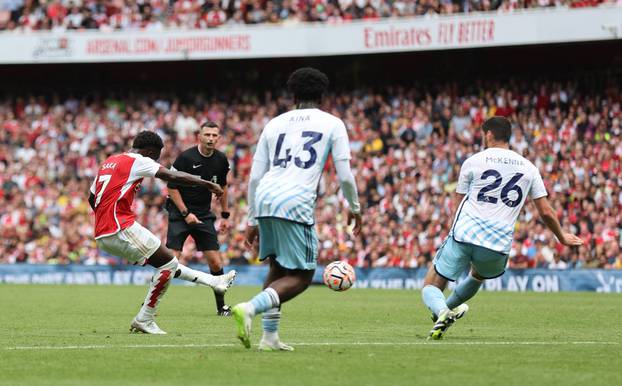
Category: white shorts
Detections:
[{"x1": 96, "y1": 222, "x2": 161, "y2": 265}]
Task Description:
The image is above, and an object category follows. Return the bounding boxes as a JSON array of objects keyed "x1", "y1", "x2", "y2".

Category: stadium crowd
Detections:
[
  {"x1": 0, "y1": 79, "x2": 621, "y2": 269},
  {"x1": 0, "y1": 0, "x2": 613, "y2": 31}
]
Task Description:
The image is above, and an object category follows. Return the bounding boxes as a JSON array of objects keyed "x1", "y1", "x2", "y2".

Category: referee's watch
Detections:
[
  {"x1": 221, "y1": 211, "x2": 231, "y2": 219},
  {"x1": 180, "y1": 210, "x2": 190, "y2": 218}
]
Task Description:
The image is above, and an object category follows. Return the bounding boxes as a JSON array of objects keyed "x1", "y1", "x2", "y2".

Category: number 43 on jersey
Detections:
[{"x1": 273, "y1": 131, "x2": 323, "y2": 169}]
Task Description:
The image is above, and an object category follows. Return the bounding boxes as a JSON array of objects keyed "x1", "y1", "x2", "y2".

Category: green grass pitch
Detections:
[{"x1": 1, "y1": 284, "x2": 620, "y2": 386}]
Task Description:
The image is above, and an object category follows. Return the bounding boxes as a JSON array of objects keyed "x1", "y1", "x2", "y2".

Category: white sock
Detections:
[
  {"x1": 174, "y1": 263, "x2": 216, "y2": 287},
  {"x1": 262, "y1": 331, "x2": 279, "y2": 343},
  {"x1": 138, "y1": 258, "x2": 178, "y2": 321}
]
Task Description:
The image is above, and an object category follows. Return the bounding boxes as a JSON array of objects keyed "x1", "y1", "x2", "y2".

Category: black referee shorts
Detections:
[{"x1": 166, "y1": 218, "x2": 219, "y2": 252}]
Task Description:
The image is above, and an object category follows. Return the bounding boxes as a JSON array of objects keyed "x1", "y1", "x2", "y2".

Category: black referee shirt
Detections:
[{"x1": 167, "y1": 146, "x2": 229, "y2": 219}]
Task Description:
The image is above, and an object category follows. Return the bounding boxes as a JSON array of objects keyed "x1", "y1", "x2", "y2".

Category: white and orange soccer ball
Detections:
[{"x1": 323, "y1": 261, "x2": 356, "y2": 291}]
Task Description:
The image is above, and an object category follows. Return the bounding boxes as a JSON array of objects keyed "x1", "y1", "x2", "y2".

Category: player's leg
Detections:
[
  {"x1": 257, "y1": 221, "x2": 316, "y2": 350},
  {"x1": 445, "y1": 270, "x2": 485, "y2": 311},
  {"x1": 134, "y1": 244, "x2": 234, "y2": 333},
  {"x1": 422, "y1": 266, "x2": 449, "y2": 317},
  {"x1": 232, "y1": 219, "x2": 276, "y2": 348},
  {"x1": 235, "y1": 261, "x2": 313, "y2": 350},
  {"x1": 422, "y1": 237, "x2": 470, "y2": 339},
  {"x1": 258, "y1": 261, "x2": 291, "y2": 351},
  {"x1": 96, "y1": 223, "x2": 175, "y2": 334},
  {"x1": 168, "y1": 220, "x2": 236, "y2": 294},
  {"x1": 257, "y1": 259, "x2": 314, "y2": 351},
  {"x1": 173, "y1": 252, "x2": 236, "y2": 292},
  {"x1": 233, "y1": 218, "x2": 316, "y2": 349},
  {"x1": 422, "y1": 238, "x2": 462, "y2": 315},
  {"x1": 171, "y1": 245, "x2": 236, "y2": 291},
  {"x1": 445, "y1": 246, "x2": 509, "y2": 310},
  {"x1": 131, "y1": 245, "x2": 179, "y2": 334}
]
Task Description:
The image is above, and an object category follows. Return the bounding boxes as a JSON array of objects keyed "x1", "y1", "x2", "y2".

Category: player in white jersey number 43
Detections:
[
  {"x1": 421, "y1": 117, "x2": 583, "y2": 340},
  {"x1": 231, "y1": 68, "x2": 363, "y2": 351}
]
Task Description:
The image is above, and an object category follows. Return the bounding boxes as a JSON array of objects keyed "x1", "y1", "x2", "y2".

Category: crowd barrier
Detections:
[{"x1": 0, "y1": 265, "x2": 621, "y2": 293}]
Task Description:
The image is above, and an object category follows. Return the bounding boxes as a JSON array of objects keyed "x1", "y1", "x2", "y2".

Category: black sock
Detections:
[{"x1": 211, "y1": 269, "x2": 225, "y2": 310}]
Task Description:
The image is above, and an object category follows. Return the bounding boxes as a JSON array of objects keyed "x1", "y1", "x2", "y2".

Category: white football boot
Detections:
[
  {"x1": 258, "y1": 339, "x2": 294, "y2": 352},
  {"x1": 431, "y1": 303, "x2": 469, "y2": 322},
  {"x1": 130, "y1": 318, "x2": 167, "y2": 335},
  {"x1": 453, "y1": 303, "x2": 469, "y2": 320},
  {"x1": 212, "y1": 270, "x2": 237, "y2": 294}
]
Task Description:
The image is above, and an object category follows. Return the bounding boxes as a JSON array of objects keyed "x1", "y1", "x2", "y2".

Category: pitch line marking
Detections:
[{"x1": 3, "y1": 341, "x2": 619, "y2": 351}]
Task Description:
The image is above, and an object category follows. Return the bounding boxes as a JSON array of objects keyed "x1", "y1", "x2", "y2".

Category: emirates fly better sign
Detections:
[{"x1": 0, "y1": 6, "x2": 620, "y2": 64}]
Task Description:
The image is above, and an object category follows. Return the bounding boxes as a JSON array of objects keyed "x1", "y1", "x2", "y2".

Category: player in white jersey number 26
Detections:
[
  {"x1": 231, "y1": 68, "x2": 363, "y2": 351},
  {"x1": 421, "y1": 117, "x2": 583, "y2": 340}
]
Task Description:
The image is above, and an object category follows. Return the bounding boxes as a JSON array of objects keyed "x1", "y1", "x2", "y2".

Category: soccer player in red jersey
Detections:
[{"x1": 88, "y1": 131, "x2": 236, "y2": 334}]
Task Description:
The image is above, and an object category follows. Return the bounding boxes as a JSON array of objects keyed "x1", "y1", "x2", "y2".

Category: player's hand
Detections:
[
  {"x1": 206, "y1": 181, "x2": 224, "y2": 197},
  {"x1": 347, "y1": 211, "x2": 362, "y2": 237},
  {"x1": 560, "y1": 232, "x2": 583, "y2": 247},
  {"x1": 219, "y1": 219, "x2": 231, "y2": 234},
  {"x1": 244, "y1": 225, "x2": 259, "y2": 253},
  {"x1": 184, "y1": 213, "x2": 202, "y2": 225}
]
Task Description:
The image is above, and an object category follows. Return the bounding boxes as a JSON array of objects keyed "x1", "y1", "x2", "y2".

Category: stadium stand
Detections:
[
  {"x1": 0, "y1": 0, "x2": 612, "y2": 31},
  {"x1": 1, "y1": 76, "x2": 620, "y2": 269}
]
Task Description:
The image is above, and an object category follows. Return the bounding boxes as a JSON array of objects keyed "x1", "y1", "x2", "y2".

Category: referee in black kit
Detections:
[{"x1": 166, "y1": 121, "x2": 233, "y2": 316}]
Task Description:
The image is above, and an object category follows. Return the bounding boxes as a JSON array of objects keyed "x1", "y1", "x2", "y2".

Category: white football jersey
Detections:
[
  {"x1": 450, "y1": 147, "x2": 548, "y2": 254},
  {"x1": 252, "y1": 108, "x2": 352, "y2": 225}
]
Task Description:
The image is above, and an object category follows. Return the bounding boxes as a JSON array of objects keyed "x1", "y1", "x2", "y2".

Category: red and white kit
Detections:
[{"x1": 90, "y1": 152, "x2": 163, "y2": 264}]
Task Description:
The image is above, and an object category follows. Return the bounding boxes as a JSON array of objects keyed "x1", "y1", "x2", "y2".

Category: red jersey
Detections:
[{"x1": 90, "y1": 153, "x2": 161, "y2": 239}]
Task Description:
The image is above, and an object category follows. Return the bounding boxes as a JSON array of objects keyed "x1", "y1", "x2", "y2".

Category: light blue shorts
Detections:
[
  {"x1": 433, "y1": 237, "x2": 509, "y2": 281},
  {"x1": 258, "y1": 217, "x2": 318, "y2": 271}
]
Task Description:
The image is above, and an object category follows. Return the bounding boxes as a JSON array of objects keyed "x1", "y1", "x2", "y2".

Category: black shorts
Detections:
[{"x1": 166, "y1": 217, "x2": 219, "y2": 252}]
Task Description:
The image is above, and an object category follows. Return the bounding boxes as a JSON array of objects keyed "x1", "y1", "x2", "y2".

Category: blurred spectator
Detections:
[
  {"x1": 0, "y1": 0, "x2": 613, "y2": 31},
  {"x1": 0, "y1": 76, "x2": 620, "y2": 269},
  {"x1": 548, "y1": 254, "x2": 569, "y2": 269}
]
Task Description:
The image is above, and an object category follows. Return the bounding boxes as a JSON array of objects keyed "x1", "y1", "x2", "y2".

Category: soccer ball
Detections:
[{"x1": 323, "y1": 261, "x2": 356, "y2": 291}]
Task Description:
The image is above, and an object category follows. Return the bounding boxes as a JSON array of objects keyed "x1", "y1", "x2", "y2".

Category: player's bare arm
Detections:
[
  {"x1": 533, "y1": 197, "x2": 583, "y2": 247},
  {"x1": 156, "y1": 167, "x2": 223, "y2": 197},
  {"x1": 347, "y1": 211, "x2": 362, "y2": 237},
  {"x1": 244, "y1": 225, "x2": 259, "y2": 254}
]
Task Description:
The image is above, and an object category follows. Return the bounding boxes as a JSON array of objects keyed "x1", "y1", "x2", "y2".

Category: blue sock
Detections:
[
  {"x1": 249, "y1": 288, "x2": 280, "y2": 316},
  {"x1": 422, "y1": 285, "x2": 448, "y2": 316},
  {"x1": 446, "y1": 275, "x2": 482, "y2": 309},
  {"x1": 262, "y1": 307, "x2": 281, "y2": 334}
]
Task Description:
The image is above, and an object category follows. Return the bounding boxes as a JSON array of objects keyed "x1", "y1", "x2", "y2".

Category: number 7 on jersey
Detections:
[{"x1": 94, "y1": 174, "x2": 112, "y2": 208}]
